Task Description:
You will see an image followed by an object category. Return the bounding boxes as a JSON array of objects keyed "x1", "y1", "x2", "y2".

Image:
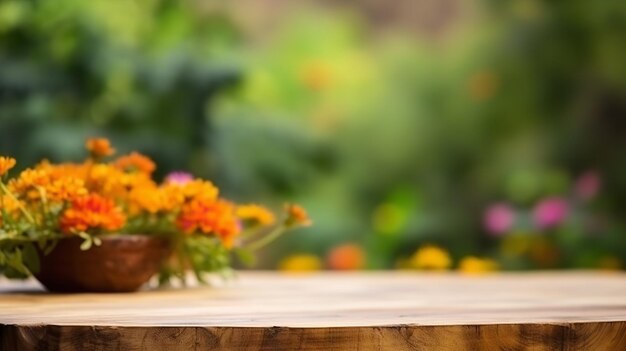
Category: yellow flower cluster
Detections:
[
  {"x1": 403, "y1": 245, "x2": 500, "y2": 274},
  {"x1": 0, "y1": 138, "x2": 308, "y2": 250}
]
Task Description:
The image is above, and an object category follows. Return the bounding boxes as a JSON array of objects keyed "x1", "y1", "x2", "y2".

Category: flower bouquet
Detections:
[{"x1": 0, "y1": 138, "x2": 310, "y2": 292}]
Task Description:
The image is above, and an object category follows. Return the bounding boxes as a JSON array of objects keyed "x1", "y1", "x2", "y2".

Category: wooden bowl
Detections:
[{"x1": 35, "y1": 235, "x2": 171, "y2": 293}]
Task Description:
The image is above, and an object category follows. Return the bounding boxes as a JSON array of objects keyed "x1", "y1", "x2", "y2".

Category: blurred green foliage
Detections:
[
  {"x1": 0, "y1": 0, "x2": 240, "y2": 177},
  {"x1": 1, "y1": 0, "x2": 626, "y2": 269}
]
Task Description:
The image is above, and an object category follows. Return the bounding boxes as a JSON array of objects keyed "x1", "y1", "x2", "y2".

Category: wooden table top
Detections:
[{"x1": 2, "y1": 271, "x2": 626, "y2": 350}]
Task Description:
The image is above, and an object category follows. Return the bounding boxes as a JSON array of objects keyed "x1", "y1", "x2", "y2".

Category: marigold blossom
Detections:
[
  {"x1": 86, "y1": 164, "x2": 133, "y2": 196},
  {"x1": 128, "y1": 186, "x2": 168, "y2": 214},
  {"x1": 0, "y1": 156, "x2": 16, "y2": 176},
  {"x1": 115, "y1": 152, "x2": 156, "y2": 174},
  {"x1": 8, "y1": 168, "x2": 52, "y2": 200},
  {"x1": 86, "y1": 137, "x2": 115, "y2": 158},
  {"x1": 45, "y1": 177, "x2": 88, "y2": 202},
  {"x1": 285, "y1": 203, "x2": 312, "y2": 227},
  {"x1": 0, "y1": 195, "x2": 22, "y2": 225},
  {"x1": 176, "y1": 198, "x2": 240, "y2": 247},
  {"x1": 180, "y1": 180, "x2": 219, "y2": 201},
  {"x1": 159, "y1": 183, "x2": 186, "y2": 210},
  {"x1": 59, "y1": 194, "x2": 125, "y2": 234}
]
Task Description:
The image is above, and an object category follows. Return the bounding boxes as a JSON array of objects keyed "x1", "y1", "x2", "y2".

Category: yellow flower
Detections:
[
  {"x1": 86, "y1": 164, "x2": 130, "y2": 196},
  {"x1": 160, "y1": 183, "x2": 186, "y2": 210},
  {"x1": 0, "y1": 195, "x2": 22, "y2": 225},
  {"x1": 180, "y1": 180, "x2": 219, "y2": 201},
  {"x1": 0, "y1": 195, "x2": 20, "y2": 212},
  {"x1": 236, "y1": 204, "x2": 275, "y2": 226},
  {"x1": 8, "y1": 168, "x2": 51, "y2": 200},
  {"x1": 86, "y1": 137, "x2": 115, "y2": 158},
  {"x1": 409, "y1": 245, "x2": 452, "y2": 271},
  {"x1": 0, "y1": 156, "x2": 16, "y2": 176},
  {"x1": 279, "y1": 254, "x2": 322, "y2": 272},
  {"x1": 128, "y1": 185, "x2": 169, "y2": 215},
  {"x1": 458, "y1": 256, "x2": 499, "y2": 275}
]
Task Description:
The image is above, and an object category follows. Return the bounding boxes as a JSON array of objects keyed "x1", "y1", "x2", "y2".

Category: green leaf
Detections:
[
  {"x1": 80, "y1": 238, "x2": 92, "y2": 251},
  {"x1": 78, "y1": 232, "x2": 93, "y2": 251},
  {"x1": 234, "y1": 248, "x2": 256, "y2": 266},
  {"x1": 22, "y1": 243, "x2": 40, "y2": 274},
  {"x1": 7, "y1": 249, "x2": 30, "y2": 275},
  {"x1": 43, "y1": 239, "x2": 58, "y2": 255}
]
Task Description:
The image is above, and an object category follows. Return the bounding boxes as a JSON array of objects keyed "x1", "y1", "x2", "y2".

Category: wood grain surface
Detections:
[{"x1": 1, "y1": 271, "x2": 626, "y2": 350}]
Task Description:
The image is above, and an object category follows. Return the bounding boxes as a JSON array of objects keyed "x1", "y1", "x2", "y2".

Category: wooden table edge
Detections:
[{"x1": 3, "y1": 321, "x2": 626, "y2": 350}]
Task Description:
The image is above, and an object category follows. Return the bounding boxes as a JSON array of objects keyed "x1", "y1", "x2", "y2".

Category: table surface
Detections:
[{"x1": 2, "y1": 271, "x2": 626, "y2": 350}]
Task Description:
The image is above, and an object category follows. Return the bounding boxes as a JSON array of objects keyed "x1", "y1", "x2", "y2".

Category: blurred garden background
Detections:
[{"x1": 1, "y1": 0, "x2": 625, "y2": 272}]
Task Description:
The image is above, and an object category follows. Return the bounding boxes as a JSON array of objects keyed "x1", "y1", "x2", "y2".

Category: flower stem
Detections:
[
  {"x1": 0, "y1": 182, "x2": 36, "y2": 224},
  {"x1": 35, "y1": 186, "x2": 50, "y2": 220},
  {"x1": 245, "y1": 225, "x2": 287, "y2": 252}
]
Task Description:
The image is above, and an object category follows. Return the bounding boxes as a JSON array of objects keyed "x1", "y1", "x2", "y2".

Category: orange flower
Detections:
[
  {"x1": 86, "y1": 137, "x2": 115, "y2": 158},
  {"x1": 327, "y1": 244, "x2": 365, "y2": 271},
  {"x1": 236, "y1": 204, "x2": 275, "y2": 226},
  {"x1": 45, "y1": 177, "x2": 88, "y2": 202},
  {"x1": 285, "y1": 203, "x2": 312, "y2": 227},
  {"x1": 115, "y1": 152, "x2": 156, "y2": 174},
  {"x1": 176, "y1": 198, "x2": 240, "y2": 247},
  {"x1": 59, "y1": 194, "x2": 125, "y2": 234},
  {"x1": 0, "y1": 156, "x2": 16, "y2": 176}
]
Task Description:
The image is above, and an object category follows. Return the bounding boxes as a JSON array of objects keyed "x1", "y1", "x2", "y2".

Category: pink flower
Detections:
[
  {"x1": 532, "y1": 197, "x2": 569, "y2": 229},
  {"x1": 165, "y1": 171, "x2": 193, "y2": 185},
  {"x1": 575, "y1": 171, "x2": 601, "y2": 200},
  {"x1": 483, "y1": 203, "x2": 516, "y2": 235}
]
